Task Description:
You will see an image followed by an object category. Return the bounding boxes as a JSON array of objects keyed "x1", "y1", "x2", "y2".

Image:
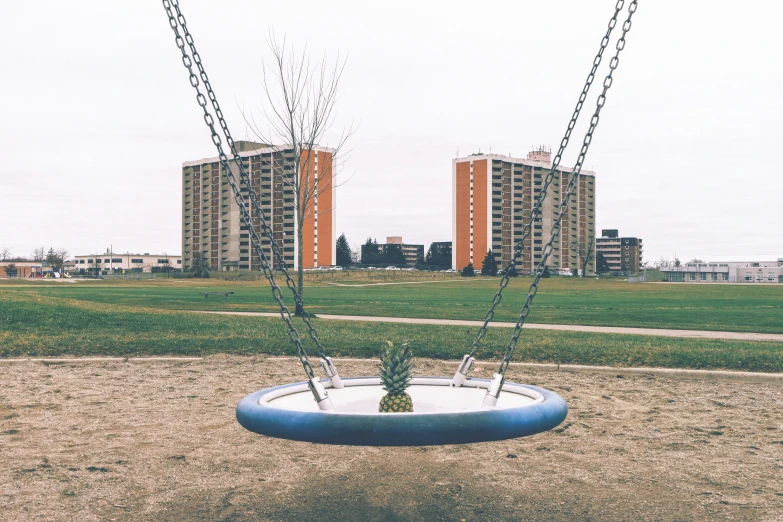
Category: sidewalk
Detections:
[{"x1": 197, "y1": 311, "x2": 783, "y2": 343}]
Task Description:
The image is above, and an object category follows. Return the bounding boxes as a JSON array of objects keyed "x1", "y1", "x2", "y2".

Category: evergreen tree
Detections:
[
  {"x1": 481, "y1": 250, "x2": 498, "y2": 276},
  {"x1": 335, "y1": 233, "x2": 352, "y2": 267},
  {"x1": 503, "y1": 264, "x2": 518, "y2": 277},
  {"x1": 384, "y1": 244, "x2": 406, "y2": 267},
  {"x1": 460, "y1": 262, "x2": 475, "y2": 277},
  {"x1": 45, "y1": 248, "x2": 67, "y2": 273},
  {"x1": 424, "y1": 242, "x2": 452, "y2": 267},
  {"x1": 361, "y1": 238, "x2": 382, "y2": 265}
]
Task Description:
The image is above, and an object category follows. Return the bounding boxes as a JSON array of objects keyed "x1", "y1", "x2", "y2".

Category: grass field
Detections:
[
  {"x1": 2, "y1": 289, "x2": 783, "y2": 372},
  {"x1": 2, "y1": 273, "x2": 782, "y2": 333}
]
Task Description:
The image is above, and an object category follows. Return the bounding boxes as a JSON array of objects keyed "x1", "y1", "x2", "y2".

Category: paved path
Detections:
[
  {"x1": 324, "y1": 280, "x2": 476, "y2": 287},
  {"x1": 1, "y1": 356, "x2": 780, "y2": 383},
  {"x1": 197, "y1": 311, "x2": 783, "y2": 343}
]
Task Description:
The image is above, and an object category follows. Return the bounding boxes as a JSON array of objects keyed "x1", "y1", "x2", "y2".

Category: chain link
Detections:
[
  {"x1": 167, "y1": 1, "x2": 329, "y2": 362},
  {"x1": 496, "y1": 0, "x2": 638, "y2": 376},
  {"x1": 162, "y1": 0, "x2": 321, "y2": 378},
  {"x1": 469, "y1": 0, "x2": 626, "y2": 359}
]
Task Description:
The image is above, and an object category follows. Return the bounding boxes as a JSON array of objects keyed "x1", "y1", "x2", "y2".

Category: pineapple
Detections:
[{"x1": 378, "y1": 341, "x2": 414, "y2": 413}]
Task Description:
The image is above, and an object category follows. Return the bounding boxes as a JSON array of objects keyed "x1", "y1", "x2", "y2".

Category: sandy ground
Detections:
[{"x1": 1, "y1": 356, "x2": 782, "y2": 522}]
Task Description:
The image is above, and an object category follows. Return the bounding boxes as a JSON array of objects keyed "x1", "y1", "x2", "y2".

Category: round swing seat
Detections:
[{"x1": 236, "y1": 376, "x2": 567, "y2": 446}]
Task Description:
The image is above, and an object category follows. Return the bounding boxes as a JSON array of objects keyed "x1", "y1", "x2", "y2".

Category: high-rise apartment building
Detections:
[
  {"x1": 182, "y1": 141, "x2": 336, "y2": 271},
  {"x1": 595, "y1": 229, "x2": 644, "y2": 273},
  {"x1": 452, "y1": 148, "x2": 596, "y2": 274}
]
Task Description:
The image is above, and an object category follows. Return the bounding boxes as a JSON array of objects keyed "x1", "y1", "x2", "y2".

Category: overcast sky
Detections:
[{"x1": 1, "y1": 1, "x2": 781, "y2": 263}]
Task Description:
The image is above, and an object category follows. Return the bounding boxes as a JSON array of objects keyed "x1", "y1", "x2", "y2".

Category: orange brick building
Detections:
[
  {"x1": 182, "y1": 141, "x2": 335, "y2": 271},
  {"x1": 452, "y1": 148, "x2": 596, "y2": 274}
]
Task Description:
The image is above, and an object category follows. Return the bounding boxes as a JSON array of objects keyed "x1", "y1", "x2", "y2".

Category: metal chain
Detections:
[
  {"x1": 166, "y1": 0, "x2": 329, "y2": 361},
  {"x1": 497, "y1": 0, "x2": 638, "y2": 376},
  {"x1": 469, "y1": 0, "x2": 627, "y2": 359},
  {"x1": 162, "y1": 0, "x2": 318, "y2": 378}
]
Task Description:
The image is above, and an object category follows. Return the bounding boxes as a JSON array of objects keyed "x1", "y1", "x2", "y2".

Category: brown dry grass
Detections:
[{"x1": 1, "y1": 357, "x2": 782, "y2": 521}]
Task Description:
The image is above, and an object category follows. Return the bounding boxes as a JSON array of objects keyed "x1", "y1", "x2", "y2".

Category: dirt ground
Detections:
[{"x1": 1, "y1": 356, "x2": 782, "y2": 522}]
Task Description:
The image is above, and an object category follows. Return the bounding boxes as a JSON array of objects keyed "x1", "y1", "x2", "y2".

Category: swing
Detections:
[{"x1": 162, "y1": 0, "x2": 638, "y2": 446}]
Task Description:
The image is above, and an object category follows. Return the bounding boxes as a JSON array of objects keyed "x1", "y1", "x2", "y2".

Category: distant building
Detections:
[
  {"x1": 361, "y1": 237, "x2": 424, "y2": 267},
  {"x1": 426, "y1": 241, "x2": 452, "y2": 267},
  {"x1": 660, "y1": 260, "x2": 783, "y2": 283},
  {"x1": 71, "y1": 253, "x2": 182, "y2": 275},
  {"x1": 386, "y1": 236, "x2": 424, "y2": 267},
  {"x1": 182, "y1": 141, "x2": 336, "y2": 272},
  {"x1": 595, "y1": 230, "x2": 644, "y2": 273},
  {"x1": 0, "y1": 261, "x2": 44, "y2": 278},
  {"x1": 452, "y1": 148, "x2": 596, "y2": 274}
]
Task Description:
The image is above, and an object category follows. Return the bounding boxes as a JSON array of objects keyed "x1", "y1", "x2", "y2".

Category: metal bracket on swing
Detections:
[
  {"x1": 482, "y1": 373, "x2": 505, "y2": 409},
  {"x1": 450, "y1": 355, "x2": 475, "y2": 387},
  {"x1": 308, "y1": 377, "x2": 335, "y2": 411},
  {"x1": 320, "y1": 357, "x2": 344, "y2": 389}
]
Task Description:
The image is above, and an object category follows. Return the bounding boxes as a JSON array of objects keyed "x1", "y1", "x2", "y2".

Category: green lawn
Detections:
[
  {"x1": 2, "y1": 273, "x2": 782, "y2": 333},
  {"x1": 1, "y1": 290, "x2": 782, "y2": 372}
]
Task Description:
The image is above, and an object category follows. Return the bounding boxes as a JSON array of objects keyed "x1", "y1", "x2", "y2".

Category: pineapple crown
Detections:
[{"x1": 378, "y1": 341, "x2": 414, "y2": 396}]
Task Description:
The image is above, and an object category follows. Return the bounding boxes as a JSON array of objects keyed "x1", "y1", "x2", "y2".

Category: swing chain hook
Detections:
[
  {"x1": 164, "y1": 0, "x2": 333, "y2": 380},
  {"x1": 162, "y1": 0, "x2": 337, "y2": 403},
  {"x1": 456, "y1": 0, "x2": 628, "y2": 386},
  {"x1": 493, "y1": 0, "x2": 638, "y2": 389}
]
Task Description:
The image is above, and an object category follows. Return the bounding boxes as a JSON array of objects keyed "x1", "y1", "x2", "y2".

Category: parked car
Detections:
[{"x1": 385, "y1": 266, "x2": 399, "y2": 271}]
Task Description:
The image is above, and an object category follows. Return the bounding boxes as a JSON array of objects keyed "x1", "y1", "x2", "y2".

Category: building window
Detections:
[
  {"x1": 745, "y1": 271, "x2": 752, "y2": 282},
  {"x1": 769, "y1": 272, "x2": 776, "y2": 282},
  {"x1": 112, "y1": 258, "x2": 122, "y2": 263},
  {"x1": 700, "y1": 273, "x2": 706, "y2": 281},
  {"x1": 689, "y1": 273, "x2": 696, "y2": 281},
  {"x1": 132, "y1": 259, "x2": 143, "y2": 264},
  {"x1": 104, "y1": 259, "x2": 110, "y2": 263}
]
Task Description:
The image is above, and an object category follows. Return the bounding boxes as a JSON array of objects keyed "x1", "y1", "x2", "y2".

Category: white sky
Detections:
[{"x1": 1, "y1": 1, "x2": 781, "y2": 263}]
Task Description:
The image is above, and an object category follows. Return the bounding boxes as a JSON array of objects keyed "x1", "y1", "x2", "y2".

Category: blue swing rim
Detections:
[{"x1": 236, "y1": 376, "x2": 567, "y2": 446}]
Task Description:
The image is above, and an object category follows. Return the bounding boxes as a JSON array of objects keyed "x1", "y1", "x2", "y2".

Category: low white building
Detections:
[
  {"x1": 71, "y1": 253, "x2": 182, "y2": 274},
  {"x1": 660, "y1": 259, "x2": 783, "y2": 283}
]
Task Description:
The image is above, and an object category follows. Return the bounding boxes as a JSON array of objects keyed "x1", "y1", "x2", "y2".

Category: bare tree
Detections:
[
  {"x1": 89, "y1": 257, "x2": 103, "y2": 277},
  {"x1": 246, "y1": 32, "x2": 354, "y2": 314},
  {"x1": 0, "y1": 247, "x2": 11, "y2": 261},
  {"x1": 570, "y1": 237, "x2": 595, "y2": 277},
  {"x1": 31, "y1": 247, "x2": 46, "y2": 261}
]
